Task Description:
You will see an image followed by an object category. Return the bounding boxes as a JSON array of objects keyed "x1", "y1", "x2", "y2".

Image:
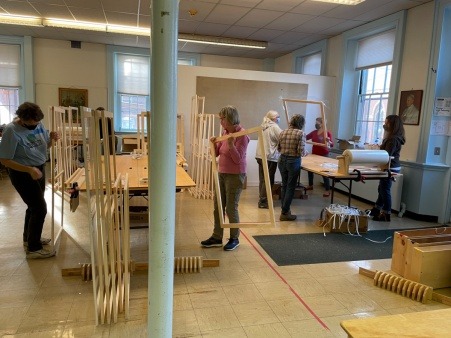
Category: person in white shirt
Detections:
[{"x1": 255, "y1": 110, "x2": 282, "y2": 209}]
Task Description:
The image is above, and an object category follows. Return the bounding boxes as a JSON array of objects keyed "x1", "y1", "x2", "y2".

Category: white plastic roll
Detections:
[{"x1": 342, "y1": 149, "x2": 389, "y2": 165}]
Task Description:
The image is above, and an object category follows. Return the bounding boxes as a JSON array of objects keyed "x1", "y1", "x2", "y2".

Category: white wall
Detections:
[
  {"x1": 200, "y1": 54, "x2": 263, "y2": 71},
  {"x1": 33, "y1": 38, "x2": 108, "y2": 127},
  {"x1": 177, "y1": 65, "x2": 336, "y2": 186},
  {"x1": 397, "y1": 2, "x2": 435, "y2": 162}
]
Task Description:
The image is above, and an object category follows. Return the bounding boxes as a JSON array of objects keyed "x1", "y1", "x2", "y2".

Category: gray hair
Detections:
[{"x1": 219, "y1": 105, "x2": 240, "y2": 125}]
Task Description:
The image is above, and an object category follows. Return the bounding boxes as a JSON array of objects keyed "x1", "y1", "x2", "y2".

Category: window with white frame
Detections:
[
  {"x1": 355, "y1": 30, "x2": 396, "y2": 144},
  {"x1": 297, "y1": 52, "x2": 322, "y2": 75},
  {"x1": 356, "y1": 65, "x2": 392, "y2": 144},
  {"x1": 0, "y1": 43, "x2": 20, "y2": 125},
  {"x1": 337, "y1": 13, "x2": 404, "y2": 144},
  {"x1": 292, "y1": 40, "x2": 327, "y2": 75},
  {"x1": 116, "y1": 54, "x2": 150, "y2": 132},
  {"x1": 109, "y1": 47, "x2": 199, "y2": 132}
]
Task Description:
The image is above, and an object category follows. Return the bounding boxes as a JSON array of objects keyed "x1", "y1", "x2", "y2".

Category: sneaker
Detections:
[
  {"x1": 280, "y1": 212, "x2": 297, "y2": 221},
  {"x1": 366, "y1": 207, "x2": 381, "y2": 217},
  {"x1": 200, "y1": 237, "x2": 223, "y2": 248},
  {"x1": 223, "y1": 238, "x2": 240, "y2": 251},
  {"x1": 26, "y1": 248, "x2": 56, "y2": 259},
  {"x1": 373, "y1": 213, "x2": 391, "y2": 222},
  {"x1": 23, "y1": 237, "x2": 52, "y2": 248},
  {"x1": 258, "y1": 202, "x2": 269, "y2": 209}
]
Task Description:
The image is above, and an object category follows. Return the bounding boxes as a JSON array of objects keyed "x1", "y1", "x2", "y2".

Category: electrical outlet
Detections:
[{"x1": 434, "y1": 147, "x2": 440, "y2": 155}]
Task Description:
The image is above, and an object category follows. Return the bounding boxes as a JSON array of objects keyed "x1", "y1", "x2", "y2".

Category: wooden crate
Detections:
[
  {"x1": 391, "y1": 227, "x2": 451, "y2": 276},
  {"x1": 407, "y1": 244, "x2": 451, "y2": 288},
  {"x1": 325, "y1": 209, "x2": 368, "y2": 234}
]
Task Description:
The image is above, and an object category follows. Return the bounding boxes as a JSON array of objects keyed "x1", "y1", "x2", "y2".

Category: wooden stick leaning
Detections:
[
  {"x1": 210, "y1": 126, "x2": 276, "y2": 228},
  {"x1": 281, "y1": 98, "x2": 329, "y2": 147}
]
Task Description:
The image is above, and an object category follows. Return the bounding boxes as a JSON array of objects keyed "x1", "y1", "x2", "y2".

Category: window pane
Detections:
[
  {"x1": 0, "y1": 44, "x2": 20, "y2": 87},
  {"x1": 356, "y1": 65, "x2": 391, "y2": 144},
  {"x1": 0, "y1": 88, "x2": 19, "y2": 125},
  {"x1": 302, "y1": 52, "x2": 321, "y2": 75},
  {"x1": 119, "y1": 94, "x2": 148, "y2": 132}
]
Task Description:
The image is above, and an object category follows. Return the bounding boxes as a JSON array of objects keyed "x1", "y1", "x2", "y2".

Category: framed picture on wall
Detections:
[
  {"x1": 398, "y1": 90, "x2": 423, "y2": 125},
  {"x1": 59, "y1": 88, "x2": 88, "y2": 108}
]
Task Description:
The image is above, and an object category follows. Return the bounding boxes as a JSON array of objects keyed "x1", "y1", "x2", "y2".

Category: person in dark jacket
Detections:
[{"x1": 369, "y1": 115, "x2": 405, "y2": 222}]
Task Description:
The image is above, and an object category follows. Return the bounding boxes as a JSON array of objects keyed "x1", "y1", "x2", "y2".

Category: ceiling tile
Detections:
[
  {"x1": 139, "y1": 0, "x2": 151, "y2": 14},
  {"x1": 256, "y1": 0, "x2": 302, "y2": 12},
  {"x1": 29, "y1": 0, "x2": 65, "y2": 4},
  {"x1": 235, "y1": 8, "x2": 284, "y2": 28},
  {"x1": 291, "y1": 1, "x2": 339, "y2": 15},
  {"x1": 248, "y1": 28, "x2": 284, "y2": 41},
  {"x1": 204, "y1": 4, "x2": 251, "y2": 25},
  {"x1": 293, "y1": 16, "x2": 346, "y2": 34},
  {"x1": 100, "y1": 0, "x2": 139, "y2": 14},
  {"x1": 0, "y1": 1, "x2": 42, "y2": 16},
  {"x1": 320, "y1": 19, "x2": 365, "y2": 36},
  {"x1": 265, "y1": 12, "x2": 315, "y2": 31},
  {"x1": 63, "y1": 0, "x2": 102, "y2": 9},
  {"x1": 219, "y1": 0, "x2": 260, "y2": 8},
  {"x1": 179, "y1": 1, "x2": 216, "y2": 21},
  {"x1": 178, "y1": 19, "x2": 200, "y2": 33},
  {"x1": 223, "y1": 25, "x2": 258, "y2": 39},
  {"x1": 31, "y1": 3, "x2": 73, "y2": 20},
  {"x1": 194, "y1": 22, "x2": 229, "y2": 36},
  {"x1": 105, "y1": 11, "x2": 139, "y2": 26},
  {"x1": 321, "y1": 0, "x2": 393, "y2": 20},
  {"x1": 270, "y1": 31, "x2": 310, "y2": 45},
  {"x1": 69, "y1": 7, "x2": 106, "y2": 23}
]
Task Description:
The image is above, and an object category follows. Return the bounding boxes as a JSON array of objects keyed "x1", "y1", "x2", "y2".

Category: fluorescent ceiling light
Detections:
[
  {"x1": 311, "y1": 0, "x2": 365, "y2": 5},
  {"x1": 0, "y1": 14, "x2": 42, "y2": 27},
  {"x1": 178, "y1": 34, "x2": 267, "y2": 49},
  {"x1": 0, "y1": 14, "x2": 266, "y2": 49},
  {"x1": 43, "y1": 18, "x2": 105, "y2": 31},
  {"x1": 107, "y1": 25, "x2": 150, "y2": 36}
]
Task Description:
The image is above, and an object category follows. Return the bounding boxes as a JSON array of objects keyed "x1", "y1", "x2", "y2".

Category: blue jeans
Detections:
[
  {"x1": 375, "y1": 168, "x2": 400, "y2": 214},
  {"x1": 278, "y1": 155, "x2": 301, "y2": 214},
  {"x1": 8, "y1": 164, "x2": 47, "y2": 251},
  {"x1": 212, "y1": 173, "x2": 246, "y2": 240}
]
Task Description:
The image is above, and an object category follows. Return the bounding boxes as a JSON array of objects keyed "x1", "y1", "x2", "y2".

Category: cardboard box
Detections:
[
  {"x1": 324, "y1": 208, "x2": 368, "y2": 233},
  {"x1": 337, "y1": 135, "x2": 361, "y2": 150}
]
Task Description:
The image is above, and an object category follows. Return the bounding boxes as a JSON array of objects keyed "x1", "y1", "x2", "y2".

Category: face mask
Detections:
[
  {"x1": 23, "y1": 123, "x2": 38, "y2": 130},
  {"x1": 315, "y1": 123, "x2": 321, "y2": 130}
]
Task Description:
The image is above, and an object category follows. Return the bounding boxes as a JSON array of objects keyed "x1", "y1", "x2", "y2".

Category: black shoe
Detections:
[
  {"x1": 224, "y1": 238, "x2": 240, "y2": 251},
  {"x1": 280, "y1": 212, "x2": 297, "y2": 221},
  {"x1": 366, "y1": 207, "x2": 381, "y2": 217},
  {"x1": 258, "y1": 202, "x2": 269, "y2": 209},
  {"x1": 201, "y1": 237, "x2": 222, "y2": 247},
  {"x1": 373, "y1": 213, "x2": 391, "y2": 222}
]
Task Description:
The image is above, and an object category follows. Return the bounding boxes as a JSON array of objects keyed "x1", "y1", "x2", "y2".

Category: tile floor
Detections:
[{"x1": 0, "y1": 173, "x2": 449, "y2": 337}]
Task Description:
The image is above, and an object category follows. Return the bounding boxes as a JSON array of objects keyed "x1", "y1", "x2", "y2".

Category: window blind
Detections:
[
  {"x1": 0, "y1": 43, "x2": 20, "y2": 87},
  {"x1": 117, "y1": 54, "x2": 149, "y2": 95},
  {"x1": 356, "y1": 29, "x2": 395, "y2": 70},
  {"x1": 302, "y1": 52, "x2": 321, "y2": 75}
]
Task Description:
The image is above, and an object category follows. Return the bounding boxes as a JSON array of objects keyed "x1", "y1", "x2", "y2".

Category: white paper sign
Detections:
[{"x1": 435, "y1": 97, "x2": 451, "y2": 116}]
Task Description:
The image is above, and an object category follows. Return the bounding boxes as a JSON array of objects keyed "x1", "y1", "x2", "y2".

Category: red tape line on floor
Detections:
[{"x1": 241, "y1": 230, "x2": 330, "y2": 331}]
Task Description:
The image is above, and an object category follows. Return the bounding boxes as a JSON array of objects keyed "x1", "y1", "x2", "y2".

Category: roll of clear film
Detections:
[{"x1": 342, "y1": 149, "x2": 389, "y2": 165}]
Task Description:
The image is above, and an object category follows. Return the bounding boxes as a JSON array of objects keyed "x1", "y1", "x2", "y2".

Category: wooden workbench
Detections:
[
  {"x1": 301, "y1": 154, "x2": 392, "y2": 206},
  {"x1": 340, "y1": 308, "x2": 451, "y2": 337},
  {"x1": 72, "y1": 154, "x2": 196, "y2": 192}
]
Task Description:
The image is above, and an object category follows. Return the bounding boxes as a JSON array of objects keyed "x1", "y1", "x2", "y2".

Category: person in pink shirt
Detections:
[
  {"x1": 201, "y1": 106, "x2": 249, "y2": 251},
  {"x1": 306, "y1": 117, "x2": 333, "y2": 197}
]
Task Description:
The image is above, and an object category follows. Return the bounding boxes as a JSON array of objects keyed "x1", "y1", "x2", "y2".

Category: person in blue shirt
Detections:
[{"x1": 0, "y1": 102, "x2": 60, "y2": 258}]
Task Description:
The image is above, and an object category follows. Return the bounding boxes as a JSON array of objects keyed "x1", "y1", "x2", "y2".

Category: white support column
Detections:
[{"x1": 148, "y1": 0, "x2": 178, "y2": 337}]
